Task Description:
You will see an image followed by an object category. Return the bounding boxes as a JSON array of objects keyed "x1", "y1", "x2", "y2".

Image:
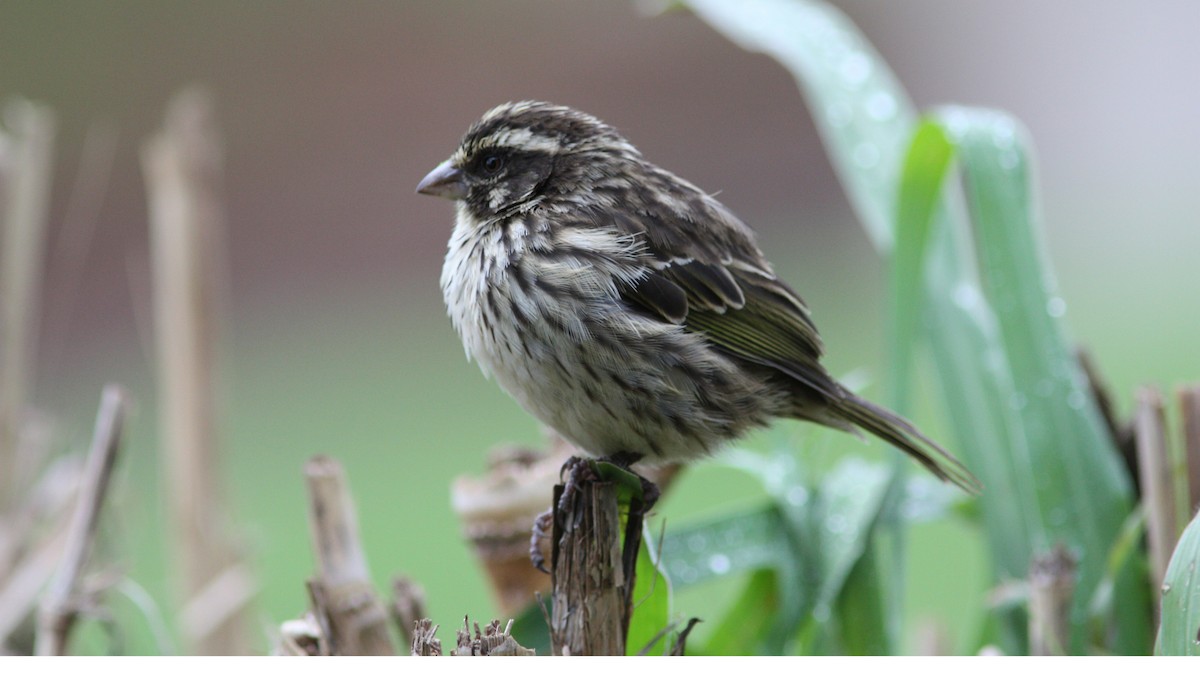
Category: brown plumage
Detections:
[{"x1": 418, "y1": 101, "x2": 979, "y2": 492}]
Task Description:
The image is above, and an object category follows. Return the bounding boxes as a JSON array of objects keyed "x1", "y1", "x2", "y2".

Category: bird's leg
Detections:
[
  {"x1": 530, "y1": 508, "x2": 554, "y2": 574},
  {"x1": 600, "y1": 452, "x2": 660, "y2": 514},
  {"x1": 530, "y1": 456, "x2": 598, "y2": 573},
  {"x1": 530, "y1": 454, "x2": 662, "y2": 574}
]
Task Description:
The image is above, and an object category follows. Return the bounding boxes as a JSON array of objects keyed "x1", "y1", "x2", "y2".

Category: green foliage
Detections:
[
  {"x1": 626, "y1": 532, "x2": 673, "y2": 655},
  {"x1": 932, "y1": 106, "x2": 1146, "y2": 652},
  {"x1": 1156, "y1": 510, "x2": 1200, "y2": 655},
  {"x1": 668, "y1": 0, "x2": 1150, "y2": 655},
  {"x1": 653, "y1": 453, "x2": 960, "y2": 654},
  {"x1": 890, "y1": 120, "x2": 955, "y2": 411}
]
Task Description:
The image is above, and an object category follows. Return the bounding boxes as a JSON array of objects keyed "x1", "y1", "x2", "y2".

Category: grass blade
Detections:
[
  {"x1": 683, "y1": 0, "x2": 912, "y2": 250},
  {"x1": 936, "y1": 107, "x2": 1143, "y2": 652},
  {"x1": 699, "y1": 569, "x2": 779, "y2": 655},
  {"x1": 625, "y1": 535, "x2": 672, "y2": 656},
  {"x1": 890, "y1": 120, "x2": 955, "y2": 411},
  {"x1": 1155, "y1": 510, "x2": 1200, "y2": 655}
]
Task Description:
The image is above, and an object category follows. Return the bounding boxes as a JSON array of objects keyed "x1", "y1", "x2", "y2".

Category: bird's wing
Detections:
[
  {"x1": 607, "y1": 192, "x2": 837, "y2": 398},
  {"x1": 600, "y1": 176, "x2": 980, "y2": 493}
]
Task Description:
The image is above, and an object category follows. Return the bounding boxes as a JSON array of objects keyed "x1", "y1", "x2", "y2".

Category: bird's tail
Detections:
[{"x1": 832, "y1": 392, "x2": 981, "y2": 494}]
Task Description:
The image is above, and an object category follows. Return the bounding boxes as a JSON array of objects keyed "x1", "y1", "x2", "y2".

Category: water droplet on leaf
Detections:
[
  {"x1": 840, "y1": 52, "x2": 871, "y2": 87},
  {"x1": 708, "y1": 553, "x2": 731, "y2": 575},
  {"x1": 1046, "y1": 297, "x2": 1067, "y2": 318},
  {"x1": 865, "y1": 92, "x2": 896, "y2": 121},
  {"x1": 786, "y1": 486, "x2": 809, "y2": 506}
]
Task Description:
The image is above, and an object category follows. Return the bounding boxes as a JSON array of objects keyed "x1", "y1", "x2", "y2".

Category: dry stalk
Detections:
[
  {"x1": 549, "y1": 467, "x2": 638, "y2": 656},
  {"x1": 389, "y1": 576, "x2": 427, "y2": 648},
  {"x1": 453, "y1": 618, "x2": 534, "y2": 656},
  {"x1": 1134, "y1": 386, "x2": 1176, "y2": 604},
  {"x1": 0, "y1": 457, "x2": 82, "y2": 650},
  {"x1": 452, "y1": 433, "x2": 679, "y2": 619},
  {"x1": 303, "y1": 455, "x2": 395, "y2": 655},
  {"x1": 411, "y1": 618, "x2": 443, "y2": 656},
  {"x1": 35, "y1": 386, "x2": 128, "y2": 656},
  {"x1": 0, "y1": 520, "x2": 71, "y2": 648},
  {"x1": 1077, "y1": 348, "x2": 1136, "y2": 473},
  {"x1": 276, "y1": 614, "x2": 330, "y2": 656},
  {"x1": 0, "y1": 99, "x2": 55, "y2": 509},
  {"x1": 1178, "y1": 385, "x2": 1200, "y2": 513},
  {"x1": 142, "y1": 86, "x2": 251, "y2": 654},
  {"x1": 1028, "y1": 544, "x2": 1076, "y2": 656}
]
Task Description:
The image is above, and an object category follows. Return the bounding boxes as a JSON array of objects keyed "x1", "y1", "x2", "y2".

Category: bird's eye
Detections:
[{"x1": 482, "y1": 155, "x2": 504, "y2": 174}]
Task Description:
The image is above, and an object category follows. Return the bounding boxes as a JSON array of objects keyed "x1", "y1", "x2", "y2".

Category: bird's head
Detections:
[{"x1": 416, "y1": 101, "x2": 639, "y2": 220}]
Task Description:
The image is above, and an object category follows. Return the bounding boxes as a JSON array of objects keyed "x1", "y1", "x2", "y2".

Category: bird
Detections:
[{"x1": 417, "y1": 101, "x2": 978, "y2": 493}]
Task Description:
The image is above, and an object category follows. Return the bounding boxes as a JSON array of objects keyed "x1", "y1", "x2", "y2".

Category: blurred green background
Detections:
[{"x1": 2, "y1": 0, "x2": 1197, "y2": 654}]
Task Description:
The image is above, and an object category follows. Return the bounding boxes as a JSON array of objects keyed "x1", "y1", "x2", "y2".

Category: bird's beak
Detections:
[{"x1": 416, "y1": 160, "x2": 467, "y2": 201}]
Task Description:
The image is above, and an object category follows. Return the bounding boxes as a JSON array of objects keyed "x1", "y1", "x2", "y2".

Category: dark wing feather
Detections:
[
  {"x1": 609, "y1": 176, "x2": 980, "y2": 492},
  {"x1": 610, "y1": 181, "x2": 834, "y2": 397},
  {"x1": 624, "y1": 271, "x2": 688, "y2": 325}
]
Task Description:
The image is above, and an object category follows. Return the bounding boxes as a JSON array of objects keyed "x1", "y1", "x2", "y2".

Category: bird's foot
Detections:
[
  {"x1": 528, "y1": 457, "x2": 598, "y2": 573},
  {"x1": 529, "y1": 454, "x2": 661, "y2": 573},
  {"x1": 556, "y1": 455, "x2": 598, "y2": 514}
]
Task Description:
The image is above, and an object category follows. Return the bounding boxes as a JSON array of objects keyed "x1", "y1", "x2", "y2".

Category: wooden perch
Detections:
[
  {"x1": 549, "y1": 461, "x2": 652, "y2": 656},
  {"x1": 303, "y1": 455, "x2": 395, "y2": 655},
  {"x1": 1028, "y1": 544, "x2": 1076, "y2": 656},
  {"x1": 142, "y1": 86, "x2": 252, "y2": 654},
  {"x1": 1135, "y1": 386, "x2": 1176, "y2": 604},
  {"x1": 34, "y1": 386, "x2": 127, "y2": 656},
  {"x1": 452, "y1": 433, "x2": 679, "y2": 620}
]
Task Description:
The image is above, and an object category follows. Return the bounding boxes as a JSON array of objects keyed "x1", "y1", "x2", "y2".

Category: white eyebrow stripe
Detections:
[{"x1": 488, "y1": 127, "x2": 560, "y2": 153}]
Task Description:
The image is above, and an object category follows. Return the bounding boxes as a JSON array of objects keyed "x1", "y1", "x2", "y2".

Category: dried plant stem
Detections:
[
  {"x1": 549, "y1": 474, "x2": 629, "y2": 656},
  {"x1": 389, "y1": 576, "x2": 427, "y2": 648},
  {"x1": 1135, "y1": 386, "x2": 1176, "y2": 605},
  {"x1": 1179, "y1": 386, "x2": 1200, "y2": 514},
  {"x1": 35, "y1": 386, "x2": 128, "y2": 656},
  {"x1": 0, "y1": 519, "x2": 70, "y2": 645},
  {"x1": 1028, "y1": 545, "x2": 1076, "y2": 656},
  {"x1": 142, "y1": 87, "x2": 250, "y2": 654},
  {"x1": 453, "y1": 618, "x2": 535, "y2": 656},
  {"x1": 410, "y1": 618, "x2": 442, "y2": 656},
  {"x1": 304, "y1": 455, "x2": 395, "y2": 655},
  {"x1": 0, "y1": 100, "x2": 55, "y2": 509}
]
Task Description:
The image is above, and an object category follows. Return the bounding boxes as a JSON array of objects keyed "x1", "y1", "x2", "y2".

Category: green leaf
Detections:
[
  {"x1": 936, "y1": 106, "x2": 1142, "y2": 652},
  {"x1": 809, "y1": 458, "x2": 891, "y2": 612},
  {"x1": 662, "y1": 454, "x2": 899, "y2": 652},
  {"x1": 792, "y1": 458, "x2": 894, "y2": 653},
  {"x1": 656, "y1": 503, "x2": 791, "y2": 589},
  {"x1": 682, "y1": 0, "x2": 913, "y2": 250},
  {"x1": 1155, "y1": 511, "x2": 1200, "y2": 655},
  {"x1": 890, "y1": 120, "x2": 955, "y2": 411},
  {"x1": 626, "y1": 531, "x2": 673, "y2": 656},
  {"x1": 699, "y1": 568, "x2": 780, "y2": 655},
  {"x1": 834, "y1": 537, "x2": 890, "y2": 655}
]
